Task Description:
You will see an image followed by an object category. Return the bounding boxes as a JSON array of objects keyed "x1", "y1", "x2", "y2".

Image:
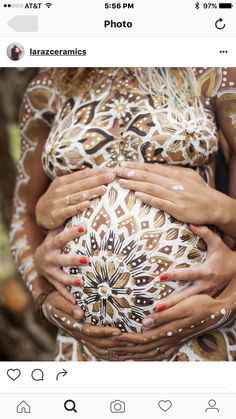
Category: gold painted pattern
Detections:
[{"x1": 10, "y1": 67, "x2": 236, "y2": 361}]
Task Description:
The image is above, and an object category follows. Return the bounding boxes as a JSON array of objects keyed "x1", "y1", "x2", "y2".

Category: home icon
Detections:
[{"x1": 16, "y1": 401, "x2": 31, "y2": 414}]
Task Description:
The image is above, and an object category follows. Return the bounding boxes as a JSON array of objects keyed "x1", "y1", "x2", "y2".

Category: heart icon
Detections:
[
  {"x1": 158, "y1": 400, "x2": 172, "y2": 412},
  {"x1": 7, "y1": 369, "x2": 21, "y2": 381}
]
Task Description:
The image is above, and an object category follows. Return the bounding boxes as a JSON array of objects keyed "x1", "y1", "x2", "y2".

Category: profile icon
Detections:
[
  {"x1": 205, "y1": 399, "x2": 220, "y2": 413},
  {"x1": 7, "y1": 42, "x2": 24, "y2": 61}
]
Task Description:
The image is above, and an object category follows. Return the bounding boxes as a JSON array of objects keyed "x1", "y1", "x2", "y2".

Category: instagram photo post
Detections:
[{"x1": 0, "y1": 1, "x2": 236, "y2": 418}]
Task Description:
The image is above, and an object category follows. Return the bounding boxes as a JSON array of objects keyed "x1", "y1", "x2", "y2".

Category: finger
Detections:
[
  {"x1": 60, "y1": 185, "x2": 107, "y2": 206},
  {"x1": 154, "y1": 282, "x2": 205, "y2": 313},
  {"x1": 52, "y1": 293, "x2": 85, "y2": 320},
  {"x1": 49, "y1": 307, "x2": 80, "y2": 332},
  {"x1": 53, "y1": 225, "x2": 87, "y2": 249},
  {"x1": 83, "y1": 336, "x2": 132, "y2": 349},
  {"x1": 113, "y1": 319, "x2": 189, "y2": 345},
  {"x1": 65, "y1": 171, "x2": 116, "y2": 196},
  {"x1": 115, "y1": 166, "x2": 172, "y2": 191},
  {"x1": 85, "y1": 347, "x2": 121, "y2": 361},
  {"x1": 142, "y1": 305, "x2": 182, "y2": 329},
  {"x1": 160, "y1": 344, "x2": 181, "y2": 355},
  {"x1": 160, "y1": 266, "x2": 204, "y2": 282},
  {"x1": 81, "y1": 323, "x2": 122, "y2": 338},
  {"x1": 134, "y1": 192, "x2": 174, "y2": 213},
  {"x1": 120, "y1": 161, "x2": 187, "y2": 180},
  {"x1": 189, "y1": 224, "x2": 221, "y2": 249},
  {"x1": 85, "y1": 343, "x2": 111, "y2": 358},
  {"x1": 57, "y1": 167, "x2": 113, "y2": 188},
  {"x1": 118, "y1": 178, "x2": 172, "y2": 202},
  {"x1": 54, "y1": 253, "x2": 89, "y2": 267},
  {"x1": 86, "y1": 343, "x2": 127, "y2": 360},
  {"x1": 54, "y1": 200, "x2": 90, "y2": 225},
  {"x1": 110, "y1": 341, "x2": 158, "y2": 354},
  {"x1": 47, "y1": 276, "x2": 76, "y2": 304},
  {"x1": 118, "y1": 346, "x2": 177, "y2": 361},
  {"x1": 48, "y1": 267, "x2": 84, "y2": 286}
]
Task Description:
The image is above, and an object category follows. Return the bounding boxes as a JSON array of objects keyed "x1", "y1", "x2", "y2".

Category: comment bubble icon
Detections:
[{"x1": 31, "y1": 369, "x2": 44, "y2": 382}]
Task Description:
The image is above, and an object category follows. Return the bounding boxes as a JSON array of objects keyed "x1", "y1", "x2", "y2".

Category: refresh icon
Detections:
[{"x1": 215, "y1": 18, "x2": 226, "y2": 30}]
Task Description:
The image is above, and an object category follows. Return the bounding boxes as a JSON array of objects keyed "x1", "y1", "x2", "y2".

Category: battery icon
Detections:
[{"x1": 219, "y1": 2, "x2": 233, "y2": 7}]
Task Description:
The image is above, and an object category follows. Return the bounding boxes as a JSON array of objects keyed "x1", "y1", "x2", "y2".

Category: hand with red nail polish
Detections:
[
  {"x1": 42, "y1": 291, "x2": 121, "y2": 352},
  {"x1": 110, "y1": 288, "x2": 236, "y2": 361},
  {"x1": 34, "y1": 225, "x2": 87, "y2": 302},
  {"x1": 158, "y1": 225, "x2": 236, "y2": 302},
  {"x1": 160, "y1": 274, "x2": 168, "y2": 281},
  {"x1": 79, "y1": 256, "x2": 88, "y2": 265}
]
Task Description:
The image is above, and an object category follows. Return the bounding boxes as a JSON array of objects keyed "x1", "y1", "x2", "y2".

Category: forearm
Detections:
[
  {"x1": 214, "y1": 192, "x2": 236, "y2": 240},
  {"x1": 10, "y1": 205, "x2": 51, "y2": 299},
  {"x1": 217, "y1": 274, "x2": 236, "y2": 311}
]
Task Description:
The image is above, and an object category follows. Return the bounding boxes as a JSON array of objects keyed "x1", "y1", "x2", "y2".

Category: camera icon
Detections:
[{"x1": 110, "y1": 400, "x2": 126, "y2": 413}]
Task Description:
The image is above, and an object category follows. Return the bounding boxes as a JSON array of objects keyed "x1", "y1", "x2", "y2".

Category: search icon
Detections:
[{"x1": 64, "y1": 399, "x2": 77, "y2": 413}]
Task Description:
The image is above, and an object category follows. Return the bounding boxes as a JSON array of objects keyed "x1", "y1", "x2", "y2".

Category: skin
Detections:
[
  {"x1": 34, "y1": 170, "x2": 236, "y2": 360},
  {"x1": 13, "y1": 68, "x2": 236, "y2": 360},
  {"x1": 109, "y1": 275, "x2": 236, "y2": 361},
  {"x1": 36, "y1": 167, "x2": 115, "y2": 229},
  {"x1": 115, "y1": 161, "x2": 236, "y2": 237},
  {"x1": 35, "y1": 226, "x2": 88, "y2": 303}
]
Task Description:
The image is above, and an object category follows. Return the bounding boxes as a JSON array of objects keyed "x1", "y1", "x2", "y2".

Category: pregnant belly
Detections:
[{"x1": 62, "y1": 181, "x2": 206, "y2": 333}]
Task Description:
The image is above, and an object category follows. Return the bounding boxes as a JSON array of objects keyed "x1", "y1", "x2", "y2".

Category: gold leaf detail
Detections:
[
  {"x1": 106, "y1": 301, "x2": 114, "y2": 318},
  {"x1": 124, "y1": 191, "x2": 136, "y2": 210},
  {"x1": 165, "y1": 228, "x2": 179, "y2": 240},
  {"x1": 93, "y1": 301, "x2": 100, "y2": 312},
  {"x1": 113, "y1": 296, "x2": 130, "y2": 309},
  {"x1": 108, "y1": 261, "x2": 116, "y2": 277},
  {"x1": 154, "y1": 210, "x2": 165, "y2": 228},
  {"x1": 113, "y1": 272, "x2": 130, "y2": 288},
  {"x1": 139, "y1": 203, "x2": 151, "y2": 217},
  {"x1": 108, "y1": 186, "x2": 118, "y2": 206}
]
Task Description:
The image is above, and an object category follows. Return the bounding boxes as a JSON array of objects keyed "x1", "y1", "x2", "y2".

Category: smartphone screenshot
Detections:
[{"x1": 0, "y1": 1, "x2": 236, "y2": 418}]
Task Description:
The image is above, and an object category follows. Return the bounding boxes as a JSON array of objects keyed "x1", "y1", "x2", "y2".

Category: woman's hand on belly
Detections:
[
  {"x1": 159, "y1": 225, "x2": 236, "y2": 299},
  {"x1": 115, "y1": 161, "x2": 229, "y2": 225},
  {"x1": 109, "y1": 292, "x2": 234, "y2": 361},
  {"x1": 34, "y1": 225, "x2": 89, "y2": 303},
  {"x1": 42, "y1": 291, "x2": 122, "y2": 341},
  {"x1": 36, "y1": 168, "x2": 115, "y2": 230}
]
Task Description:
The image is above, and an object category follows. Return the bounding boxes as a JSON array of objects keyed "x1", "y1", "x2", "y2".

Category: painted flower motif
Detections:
[
  {"x1": 97, "y1": 91, "x2": 142, "y2": 128},
  {"x1": 71, "y1": 230, "x2": 158, "y2": 332}
]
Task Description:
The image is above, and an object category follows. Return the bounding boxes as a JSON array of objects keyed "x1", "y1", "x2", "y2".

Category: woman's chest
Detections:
[{"x1": 42, "y1": 69, "x2": 219, "y2": 179}]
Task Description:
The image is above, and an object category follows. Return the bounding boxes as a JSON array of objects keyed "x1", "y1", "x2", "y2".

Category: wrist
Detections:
[
  {"x1": 216, "y1": 277, "x2": 236, "y2": 311},
  {"x1": 214, "y1": 193, "x2": 236, "y2": 228},
  {"x1": 30, "y1": 276, "x2": 55, "y2": 302}
]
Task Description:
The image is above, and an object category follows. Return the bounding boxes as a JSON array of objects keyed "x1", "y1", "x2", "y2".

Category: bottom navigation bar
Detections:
[{"x1": 1, "y1": 393, "x2": 235, "y2": 419}]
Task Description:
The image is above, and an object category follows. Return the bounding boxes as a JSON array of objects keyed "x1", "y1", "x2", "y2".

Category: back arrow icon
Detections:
[
  {"x1": 56, "y1": 369, "x2": 67, "y2": 381},
  {"x1": 215, "y1": 18, "x2": 226, "y2": 30}
]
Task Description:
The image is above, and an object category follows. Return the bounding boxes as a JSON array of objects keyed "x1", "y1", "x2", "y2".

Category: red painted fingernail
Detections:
[
  {"x1": 74, "y1": 279, "x2": 82, "y2": 286},
  {"x1": 190, "y1": 224, "x2": 198, "y2": 227},
  {"x1": 156, "y1": 304, "x2": 167, "y2": 312},
  {"x1": 79, "y1": 256, "x2": 88, "y2": 264},
  {"x1": 160, "y1": 274, "x2": 169, "y2": 281},
  {"x1": 77, "y1": 226, "x2": 85, "y2": 234}
]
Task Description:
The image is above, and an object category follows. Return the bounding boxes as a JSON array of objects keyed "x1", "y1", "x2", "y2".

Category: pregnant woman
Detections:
[{"x1": 11, "y1": 67, "x2": 236, "y2": 361}]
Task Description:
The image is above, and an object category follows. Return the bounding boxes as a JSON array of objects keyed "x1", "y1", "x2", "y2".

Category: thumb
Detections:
[
  {"x1": 189, "y1": 224, "x2": 220, "y2": 250},
  {"x1": 142, "y1": 305, "x2": 179, "y2": 329}
]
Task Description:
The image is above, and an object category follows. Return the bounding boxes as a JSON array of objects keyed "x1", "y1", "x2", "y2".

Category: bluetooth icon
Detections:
[{"x1": 195, "y1": 2, "x2": 200, "y2": 9}]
